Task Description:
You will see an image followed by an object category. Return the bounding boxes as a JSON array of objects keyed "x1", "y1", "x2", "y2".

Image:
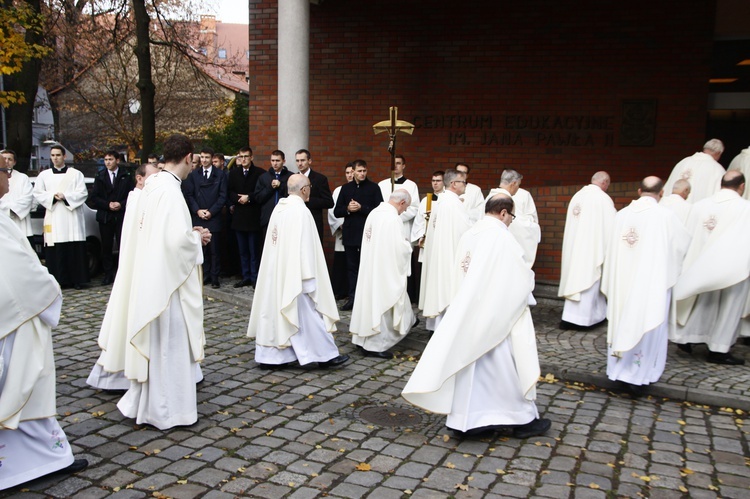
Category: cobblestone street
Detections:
[{"x1": 2, "y1": 285, "x2": 748, "y2": 498}]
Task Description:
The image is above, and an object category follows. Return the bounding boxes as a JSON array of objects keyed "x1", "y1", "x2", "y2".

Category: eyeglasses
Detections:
[
  {"x1": 508, "y1": 212, "x2": 516, "y2": 220},
  {"x1": 452, "y1": 180, "x2": 467, "y2": 184},
  {"x1": 0, "y1": 168, "x2": 12, "y2": 177}
]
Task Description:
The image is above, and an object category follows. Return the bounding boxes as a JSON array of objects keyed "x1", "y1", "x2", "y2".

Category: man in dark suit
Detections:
[
  {"x1": 183, "y1": 147, "x2": 228, "y2": 288},
  {"x1": 254, "y1": 149, "x2": 292, "y2": 254},
  {"x1": 333, "y1": 159, "x2": 383, "y2": 310},
  {"x1": 295, "y1": 149, "x2": 334, "y2": 240},
  {"x1": 88, "y1": 150, "x2": 134, "y2": 285},
  {"x1": 228, "y1": 146, "x2": 264, "y2": 288}
]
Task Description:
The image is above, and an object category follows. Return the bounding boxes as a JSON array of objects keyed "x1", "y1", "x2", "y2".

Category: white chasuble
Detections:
[
  {"x1": 403, "y1": 217, "x2": 540, "y2": 416},
  {"x1": 0, "y1": 170, "x2": 35, "y2": 236},
  {"x1": 486, "y1": 187, "x2": 541, "y2": 267},
  {"x1": 728, "y1": 147, "x2": 750, "y2": 200},
  {"x1": 664, "y1": 152, "x2": 724, "y2": 203},
  {"x1": 350, "y1": 202, "x2": 415, "y2": 351},
  {"x1": 658, "y1": 193, "x2": 691, "y2": 226}
]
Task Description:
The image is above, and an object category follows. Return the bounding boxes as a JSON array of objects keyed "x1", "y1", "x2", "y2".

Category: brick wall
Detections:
[{"x1": 247, "y1": 0, "x2": 715, "y2": 281}]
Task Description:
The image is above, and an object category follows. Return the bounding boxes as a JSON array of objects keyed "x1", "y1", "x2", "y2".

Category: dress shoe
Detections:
[
  {"x1": 617, "y1": 381, "x2": 646, "y2": 398},
  {"x1": 101, "y1": 275, "x2": 113, "y2": 286},
  {"x1": 234, "y1": 279, "x2": 252, "y2": 288},
  {"x1": 340, "y1": 300, "x2": 354, "y2": 311},
  {"x1": 203, "y1": 276, "x2": 211, "y2": 285},
  {"x1": 448, "y1": 425, "x2": 498, "y2": 438},
  {"x1": 50, "y1": 458, "x2": 89, "y2": 476},
  {"x1": 258, "y1": 361, "x2": 297, "y2": 370},
  {"x1": 318, "y1": 354, "x2": 350, "y2": 369},
  {"x1": 706, "y1": 351, "x2": 745, "y2": 366},
  {"x1": 676, "y1": 343, "x2": 693, "y2": 354},
  {"x1": 211, "y1": 280, "x2": 220, "y2": 289},
  {"x1": 412, "y1": 317, "x2": 420, "y2": 329},
  {"x1": 512, "y1": 418, "x2": 552, "y2": 439},
  {"x1": 358, "y1": 346, "x2": 393, "y2": 359}
]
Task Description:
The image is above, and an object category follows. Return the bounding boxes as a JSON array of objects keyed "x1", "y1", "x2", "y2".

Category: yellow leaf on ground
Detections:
[
  {"x1": 446, "y1": 462, "x2": 456, "y2": 469},
  {"x1": 355, "y1": 463, "x2": 372, "y2": 471},
  {"x1": 589, "y1": 483, "x2": 600, "y2": 489},
  {"x1": 176, "y1": 480, "x2": 187, "y2": 484},
  {"x1": 455, "y1": 484, "x2": 469, "y2": 491}
]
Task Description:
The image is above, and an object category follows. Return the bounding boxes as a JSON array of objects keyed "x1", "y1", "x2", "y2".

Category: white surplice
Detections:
[
  {"x1": 0, "y1": 213, "x2": 73, "y2": 489},
  {"x1": 116, "y1": 172, "x2": 205, "y2": 430},
  {"x1": 663, "y1": 151, "x2": 725, "y2": 203},
  {"x1": 601, "y1": 197, "x2": 690, "y2": 385},
  {"x1": 558, "y1": 184, "x2": 616, "y2": 326},
  {"x1": 418, "y1": 190, "x2": 471, "y2": 324},
  {"x1": 459, "y1": 182, "x2": 485, "y2": 224},
  {"x1": 411, "y1": 193, "x2": 442, "y2": 263},
  {"x1": 659, "y1": 193, "x2": 691, "y2": 226},
  {"x1": 403, "y1": 217, "x2": 540, "y2": 431},
  {"x1": 378, "y1": 178, "x2": 420, "y2": 240},
  {"x1": 328, "y1": 185, "x2": 345, "y2": 252},
  {"x1": 672, "y1": 189, "x2": 750, "y2": 353},
  {"x1": 248, "y1": 195, "x2": 341, "y2": 364},
  {"x1": 728, "y1": 147, "x2": 750, "y2": 200},
  {"x1": 32, "y1": 167, "x2": 88, "y2": 245},
  {"x1": 0, "y1": 169, "x2": 36, "y2": 236},
  {"x1": 350, "y1": 202, "x2": 415, "y2": 352},
  {"x1": 485, "y1": 187, "x2": 541, "y2": 267}
]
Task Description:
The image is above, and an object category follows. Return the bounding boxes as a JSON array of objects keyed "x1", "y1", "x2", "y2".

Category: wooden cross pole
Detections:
[{"x1": 372, "y1": 106, "x2": 414, "y2": 190}]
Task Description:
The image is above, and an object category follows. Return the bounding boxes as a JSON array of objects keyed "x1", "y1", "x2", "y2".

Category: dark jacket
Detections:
[
  {"x1": 254, "y1": 166, "x2": 292, "y2": 227},
  {"x1": 305, "y1": 169, "x2": 334, "y2": 239},
  {"x1": 88, "y1": 167, "x2": 134, "y2": 224},
  {"x1": 228, "y1": 162, "x2": 264, "y2": 232},
  {"x1": 183, "y1": 166, "x2": 228, "y2": 232},
  {"x1": 333, "y1": 177, "x2": 383, "y2": 246}
]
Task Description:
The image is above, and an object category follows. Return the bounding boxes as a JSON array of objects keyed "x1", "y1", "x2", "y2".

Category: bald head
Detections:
[
  {"x1": 638, "y1": 176, "x2": 663, "y2": 200},
  {"x1": 591, "y1": 171, "x2": 610, "y2": 191},
  {"x1": 721, "y1": 170, "x2": 746, "y2": 196},
  {"x1": 288, "y1": 173, "x2": 311, "y2": 201},
  {"x1": 672, "y1": 179, "x2": 691, "y2": 200}
]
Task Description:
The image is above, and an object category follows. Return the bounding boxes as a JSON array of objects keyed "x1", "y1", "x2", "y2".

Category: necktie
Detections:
[
  {"x1": 111, "y1": 171, "x2": 115, "y2": 184},
  {"x1": 204, "y1": 169, "x2": 208, "y2": 180},
  {"x1": 244, "y1": 169, "x2": 248, "y2": 177}
]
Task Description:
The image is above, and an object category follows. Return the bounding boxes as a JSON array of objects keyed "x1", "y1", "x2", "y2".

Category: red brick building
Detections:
[{"x1": 247, "y1": 0, "x2": 718, "y2": 281}]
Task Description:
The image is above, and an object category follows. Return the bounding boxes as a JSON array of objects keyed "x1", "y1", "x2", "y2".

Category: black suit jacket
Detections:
[
  {"x1": 254, "y1": 166, "x2": 292, "y2": 227},
  {"x1": 305, "y1": 169, "x2": 334, "y2": 238},
  {"x1": 333, "y1": 177, "x2": 383, "y2": 246},
  {"x1": 183, "y1": 167, "x2": 228, "y2": 232},
  {"x1": 228, "y1": 162, "x2": 264, "y2": 232},
  {"x1": 88, "y1": 167, "x2": 134, "y2": 224}
]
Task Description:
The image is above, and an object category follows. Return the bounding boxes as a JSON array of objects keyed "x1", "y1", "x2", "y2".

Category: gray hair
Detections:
[
  {"x1": 443, "y1": 168, "x2": 465, "y2": 187},
  {"x1": 389, "y1": 189, "x2": 411, "y2": 205},
  {"x1": 500, "y1": 169, "x2": 523, "y2": 185},
  {"x1": 703, "y1": 138, "x2": 724, "y2": 155}
]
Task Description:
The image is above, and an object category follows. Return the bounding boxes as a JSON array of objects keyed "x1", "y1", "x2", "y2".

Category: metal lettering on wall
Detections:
[
  {"x1": 620, "y1": 100, "x2": 657, "y2": 147},
  {"x1": 412, "y1": 113, "x2": 623, "y2": 147}
]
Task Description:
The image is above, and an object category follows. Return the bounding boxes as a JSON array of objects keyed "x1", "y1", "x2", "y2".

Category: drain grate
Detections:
[{"x1": 359, "y1": 405, "x2": 424, "y2": 427}]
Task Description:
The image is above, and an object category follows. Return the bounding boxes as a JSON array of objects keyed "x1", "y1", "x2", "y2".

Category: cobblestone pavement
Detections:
[{"x1": 2, "y1": 284, "x2": 748, "y2": 498}]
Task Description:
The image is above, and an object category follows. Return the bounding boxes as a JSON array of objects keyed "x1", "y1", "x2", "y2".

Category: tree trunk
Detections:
[
  {"x1": 3, "y1": 0, "x2": 43, "y2": 173},
  {"x1": 132, "y1": 0, "x2": 155, "y2": 160}
]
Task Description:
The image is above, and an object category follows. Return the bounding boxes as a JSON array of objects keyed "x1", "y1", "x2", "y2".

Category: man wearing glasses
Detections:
[
  {"x1": 419, "y1": 169, "x2": 472, "y2": 333},
  {"x1": 248, "y1": 174, "x2": 349, "y2": 370},
  {"x1": 0, "y1": 149, "x2": 35, "y2": 241},
  {"x1": 228, "y1": 147, "x2": 264, "y2": 288}
]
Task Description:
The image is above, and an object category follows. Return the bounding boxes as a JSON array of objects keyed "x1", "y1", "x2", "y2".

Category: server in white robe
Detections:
[
  {"x1": 350, "y1": 190, "x2": 417, "y2": 358},
  {"x1": 419, "y1": 169, "x2": 472, "y2": 331},
  {"x1": 455, "y1": 163, "x2": 485, "y2": 224},
  {"x1": 728, "y1": 146, "x2": 750, "y2": 200},
  {"x1": 88, "y1": 162, "x2": 165, "y2": 390},
  {"x1": 602, "y1": 177, "x2": 691, "y2": 392},
  {"x1": 485, "y1": 169, "x2": 541, "y2": 267},
  {"x1": 411, "y1": 171, "x2": 445, "y2": 262},
  {"x1": 378, "y1": 155, "x2": 420, "y2": 240},
  {"x1": 558, "y1": 171, "x2": 616, "y2": 328},
  {"x1": 663, "y1": 138, "x2": 725, "y2": 203},
  {"x1": 0, "y1": 164, "x2": 87, "y2": 490},
  {"x1": 248, "y1": 174, "x2": 350, "y2": 370},
  {"x1": 32, "y1": 144, "x2": 89, "y2": 288},
  {"x1": 658, "y1": 179, "x2": 692, "y2": 225},
  {"x1": 671, "y1": 171, "x2": 750, "y2": 365},
  {"x1": 0, "y1": 149, "x2": 35, "y2": 237},
  {"x1": 117, "y1": 135, "x2": 209, "y2": 430},
  {"x1": 403, "y1": 194, "x2": 550, "y2": 439},
  {"x1": 328, "y1": 164, "x2": 355, "y2": 299}
]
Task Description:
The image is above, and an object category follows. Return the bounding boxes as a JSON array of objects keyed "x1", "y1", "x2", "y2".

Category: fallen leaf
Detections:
[
  {"x1": 455, "y1": 484, "x2": 468, "y2": 491},
  {"x1": 443, "y1": 435, "x2": 450, "y2": 442},
  {"x1": 176, "y1": 480, "x2": 187, "y2": 484},
  {"x1": 589, "y1": 483, "x2": 600, "y2": 489},
  {"x1": 355, "y1": 463, "x2": 372, "y2": 471},
  {"x1": 446, "y1": 462, "x2": 456, "y2": 469}
]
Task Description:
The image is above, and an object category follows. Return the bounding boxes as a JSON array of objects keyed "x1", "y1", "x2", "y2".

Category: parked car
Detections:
[{"x1": 29, "y1": 176, "x2": 102, "y2": 277}]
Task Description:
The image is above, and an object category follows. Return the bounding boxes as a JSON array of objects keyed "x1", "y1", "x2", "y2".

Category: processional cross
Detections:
[{"x1": 372, "y1": 106, "x2": 414, "y2": 189}]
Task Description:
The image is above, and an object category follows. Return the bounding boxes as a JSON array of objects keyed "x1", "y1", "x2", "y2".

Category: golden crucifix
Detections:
[{"x1": 373, "y1": 106, "x2": 414, "y2": 189}]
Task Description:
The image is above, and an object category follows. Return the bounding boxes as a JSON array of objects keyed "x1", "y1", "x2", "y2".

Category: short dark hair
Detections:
[
  {"x1": 345, "y1": 161, "x2": 355, "y2": 171},
  {"x1": 239, "y1": 146, "x2": 253, "y2": 155},
  {"x1": 432, "y1": 170, "x2": 445, "y2": 178},
  {"x1": 486, "y1": 194, "x2": 514, "y2": 215},
  {"x1": 1, "y1": 149, "x2": 16, "y2": 161},
  {"x1": 455, "y1": 162, "x2": 470, "y2": 173},
  {"x1": 162, "y1": 134, "x2": 194, "y2": 164},
  {"x1": 721, "y1": 171, "x2": 746, "y2": 190},
  {"x1": 271, "y1": 149, "x2": 285, "y2": 160},
  {"x1": 135, "y1": 164, "x2": 147, "y2": 177},
  {"x1": 395, "y1": 154, "x2": 406, "y2": 163},
  {"x1": 147, "y1": 153, "x2": 159, "y2": 161},
  {"x1": 50, "y1": 144, "x2": 66, "y2": 155},
  {"x1": 212, "y1": 153, "x2": 225, "y2": 162},
  {"x1": 295, "y1": 149, "x2": 311, "y2": 160},
  {"x1": 352, "y1": 159, "x2": 367, "y2": 168},
  {"x1": 200, "y1": 147, "x2": 214, "y2": 156},
  {"x1": 104, "y1": 150, "x2": 119, "y2": 159}
]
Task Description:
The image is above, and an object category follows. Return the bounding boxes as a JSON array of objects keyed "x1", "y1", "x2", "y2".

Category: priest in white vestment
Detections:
[
  {"x1": 117, "y1": 135, "x2": 209, "y2": 430},
  {"x1": 419, "y1": 169, "x2": 472, "y2": 331},
  {"x1": 558, "y1": 171, "x2": 616, "y2": 328},
  {"x1": 350, "y1": 190, "x2": 417, "y2": 358},
  {"x1": 248, "y1": 174, "x2": 349, "y2": 370},
  {"x1": 671, "y1": 171, "x2": 750, "y2": 365},
  {"x1": 0, "y1": 164, "x2": 87, "y2": 490},
  {"x1": 728, "y1": 146, "x2": 750, "y2": 200},
  {"x1": 602, "y1": 177, "x2": 691, "y2": 393},
  {"x1": 658, "y1": 179, "x2": 692, "y2": 226},
  {"x1": 663, "y1": 138, "x2": 725, "y2": 203},
  {"x1": 32, "y1": 145, "x2": 89, "y2": 288},
  {"x1": 0, "y1": 149, "x2": 35, "y2": 237},
  {"x1": 485, "y1": 169, "x2": 541, "y2": 267},
  {"x1": 403, "y1": 194, "x2": 550, "y2": 439},
  {"x1": 455, "y1": 163, "x2": 485, "y2": 224}
]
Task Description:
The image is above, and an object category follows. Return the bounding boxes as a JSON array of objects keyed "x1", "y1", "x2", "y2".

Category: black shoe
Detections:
[
  {"x1": 559, "y1": 320, "x2": 585, "y2": 331},
  {"x1": 676, "y1": 343, "x2": 693, "y2": 354},
  {"x1": 512, "y1": 418, "x2": 551, "y2": 439},
  {"x1": 741, "y1": 337, "x2": 750, "y2": 346},
  {"x1": 448, "y1": 425, "x2": 497, "y2": 438},
  {"x1": 211, "y1": 280, "x2": 220, "y2": 289},
  {"x1": 101, "y1": 275, "x2": 113, "y2": 286},
  {"x1": 234, "y1": 279, "x2": 252, "y2": 288},
  {"x1": 318, "y1": 354, "x2": 350, "y2": 369},
  {"x1": 340, "y1": 300, "x2": 354, "y2": 311},
  {"x1": 412, "y1": 317, "x2": 420, "y2": 329},
  {"x1": 258, "y1": 361, "x2": 297, "y2": 370},
  {"x1": 706, "y1": 351, "x2": 745, "y2": 366},
  {"x1": 358, "y1": 346, "x2": 393, "y2": 359},
  {"x1": 50, "y1": 458, "x2": 88, "y2": 477},
  {"x1": 617, "y1": 381, "x2": 646, "y2": 398},
  {"x1": 203, "y1": 276, "x2": 211, "y2": 285}
]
